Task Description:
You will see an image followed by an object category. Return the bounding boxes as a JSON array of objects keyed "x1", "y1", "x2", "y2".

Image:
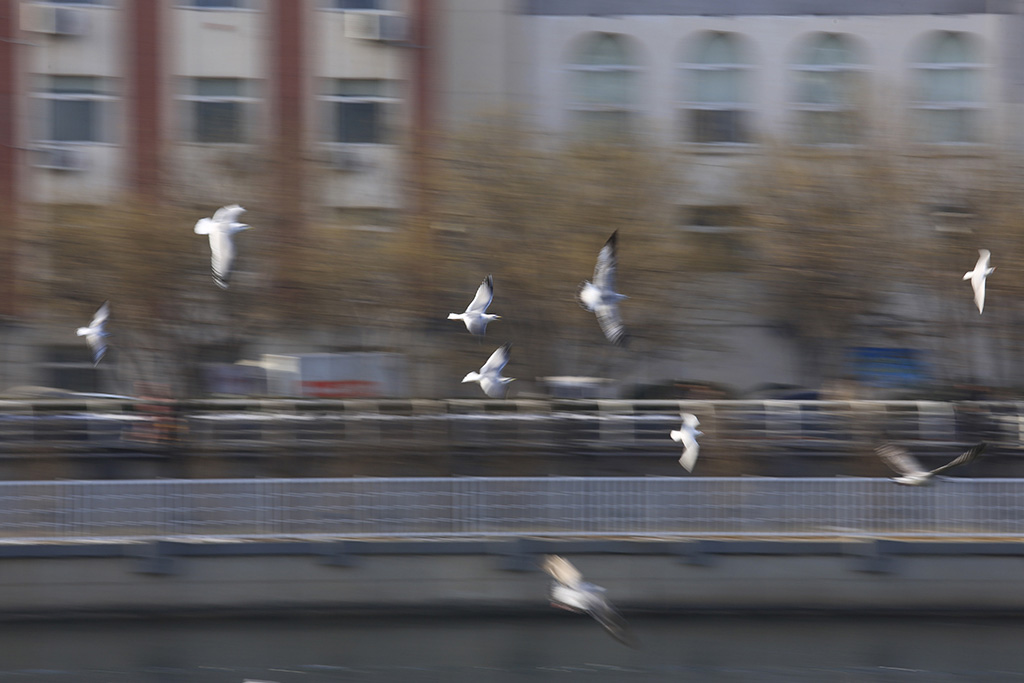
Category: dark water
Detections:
[{"x1": 1, "y1": 613, "x2": 1023, "y2": 682}]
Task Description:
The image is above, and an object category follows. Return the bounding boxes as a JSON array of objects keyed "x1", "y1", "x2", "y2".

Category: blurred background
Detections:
[{"x1": 2, "y1": 0, "x2": 1023, "y2": 403}]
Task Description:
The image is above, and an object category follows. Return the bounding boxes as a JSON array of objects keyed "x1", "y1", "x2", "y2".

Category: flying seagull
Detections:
[
  {"x1": 670, "y1": 413, "x2": 703, "y2": 471},
  {"x1": 578, "y1": 230, "x2": 628, "y2": 346},
  {"x1": 448, "y1": 275, "x2": 500, "y2": 336},
  {"x1": 542, "y1": 555, "x2": 636, "y2": 647},
  {"x1": 875, "y1": 441, "x2": 986, "y2": 486},
  {"x1": 194, "y1": 204, "x2": 251, "y2": 289},
  {"x1": 76, "y1": 301, "x2": 110, "y2": 366},
  {"x1": 963, "y1": 249, "x2": 995, "y2": 314},
  {"x1": 462, "y1": 342, "x2": 514, "y2": 398}
]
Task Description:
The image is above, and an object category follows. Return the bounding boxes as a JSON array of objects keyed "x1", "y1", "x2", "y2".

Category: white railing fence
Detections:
[{"x1": 0, "y1": 477, "x2": 1022, "y2": 542}]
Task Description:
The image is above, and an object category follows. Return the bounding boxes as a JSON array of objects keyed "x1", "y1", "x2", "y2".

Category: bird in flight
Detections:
[
  {"x1": 462, "y1": 342, "x2": 514, "y2": 398},
  {"x1": 76, "y1": 301, "x2": 110, "y2": 366},
  {"x1": 963, "y1": 249, "x2": 995, "y2": 314},
  {"x1": 194, "y1": 204, "x2": 252, "y2": 289},
  {"x1": 578, "y1": 231, "x2": 629, "y2": 346},
  {"x1": 448, "y1": 275, "x2": 500, "y2": 336},
  {"x1": 670, "y1": 413, "x2": 703, "y2": 471},
  {"x1": 875, "y1": 441, "x2": 987, "y2": 486},
  {"x1": 542, "y1": 555, "x2": 637, "y2": 647}
]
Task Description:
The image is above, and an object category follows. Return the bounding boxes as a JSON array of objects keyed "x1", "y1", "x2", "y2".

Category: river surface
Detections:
[{"x1": 1, "y1": 613, "x2": 1023, "y2": 682}]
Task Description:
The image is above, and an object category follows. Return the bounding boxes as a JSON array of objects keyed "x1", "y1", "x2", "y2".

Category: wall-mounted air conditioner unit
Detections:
[
  {"x1": 34, "y1": 147, "x2": 88, "y2": 172},
  {"x1": 344, "y1": 11, "x2": 407, "y2": 42},
  {"x1": 21, "y1": 4, "x2": 89, "y2": 36},
  {"x1": 327, "y1": 148, "x2": 370, "y2": 172}
]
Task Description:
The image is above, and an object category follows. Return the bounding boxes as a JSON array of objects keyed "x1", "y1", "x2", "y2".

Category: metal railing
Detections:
[
  {"x1": 1, "y1": 477, "x2": 1023, "y2": 542},
  {"x1": 0, "y1": 398, "x2": 1016, "y2": 458}
]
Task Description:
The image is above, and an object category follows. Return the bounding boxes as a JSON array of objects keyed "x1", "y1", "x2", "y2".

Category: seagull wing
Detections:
[
  {"x1": 587, "y1": 594, "x2": 637, "y2": 648},
  {"x1": 542, "y1": 554, "x2": 583, "y2": 589},
  {"x1": 876, "y1": 443, "x2": 926, "y2": 477},
  {"x1": 479, "y1": 342, "x2": 511, "y2": 376},
  {"x1": 209, "y1": 228, "x2": 236, "y2": 289},
  {"x1": 930, "y1": 442, "x2": 987, "y2": 476},
  {"x1": 194, "y1": 217, "x2": 215, "y2": 235},
  {"x1": 595, "y1": 302, "x2": 628, "y2": 346},
  {"x1": 465, "y1": 275, "x2": 494, "y2": 314},
  {"x1": 973, "y1": 275, "x2": 986, "y2": 314},
  {"x1": 592, "y1": 231, "x2": 618, "y2": 292},
  {"x1": 86, "y1": 333, "x2": 107, "y2": 366},
  {"x1": 91, "y1": 301, "x2": 110, "y2": 329},
  {"x1": 213, "y1": 204, "x2": 245, "y2": 224},
  {"x1": 678, "y1": 430, "x2": 700, "y2": 471}
]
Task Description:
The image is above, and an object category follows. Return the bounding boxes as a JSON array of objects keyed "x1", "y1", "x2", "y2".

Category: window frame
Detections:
[
  {"x1": 910, "y1": 34, "x2": 985, "y2": 145},
  {"x1": 790, "y1": 34, "x2": 866, "y2": 146},
  {"x1": 565, "y1": 33, "x2": 641, "y2": 138},
  {"x1": 320, "y1": 79, "x2": 399, "y2": 145},
  {"x1": 678, "y1": 33, "x2": 753, "y2": 145},
  {"x1": 180, "y1": 78, "x2": 257, "y2": 144},
  {"x1": 177, "y1": 0, "x2": 253, "y2": 9},
  {"x1": 34, "y1": 76, "x2": 117, "y2": 145}
]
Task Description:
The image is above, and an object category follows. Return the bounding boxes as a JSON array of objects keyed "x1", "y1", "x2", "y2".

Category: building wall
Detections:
[{"x1": 17, "y1": 0, "x2": 409, "y2": 208}]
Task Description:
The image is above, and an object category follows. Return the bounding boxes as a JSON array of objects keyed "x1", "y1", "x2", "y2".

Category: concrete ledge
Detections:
[{"x1": 1, "y1": 538, "x2": 1024, "y2": 620}]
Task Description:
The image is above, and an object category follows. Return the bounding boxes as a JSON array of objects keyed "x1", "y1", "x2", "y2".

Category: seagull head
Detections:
[{"x1": 462, "y1": 371, "x2": 481, "y2": 384}]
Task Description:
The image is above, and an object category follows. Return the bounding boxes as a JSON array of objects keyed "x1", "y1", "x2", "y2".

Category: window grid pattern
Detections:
[
  {"x1": 566, "y1": 33, "x2": 640, "y2": 138},
  {"x1": 912, "y1": 32, "x2": 984, "y2": 144},
  {"x1": 181, "y1": 78, "x2": 256, "y2": 144},
  {"x1": 679, "y1": 33, "x2": 751, "y2": 144},
  {"x1": 35, "y1": 76, "x2": 116, "y2": 144},
  {"x1": 791, "y1": 34, "x2": 865, "y2": 145},
  {"x1": 321, "y1": 79, "x2": 398, "y2": 145}
]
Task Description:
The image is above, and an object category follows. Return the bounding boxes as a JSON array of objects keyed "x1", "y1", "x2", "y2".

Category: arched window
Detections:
[
  {"x1": 679, "y1": 32, "x2": 751, "y2": 143},
  {"x1": 792, "y1": 34, "x2": 864, "y2": 145},
  {"x1": 912, "y1": 32, "x2": 983, "y2": 143},
  {"x1": 566, "y1": 33, "x2": 639, "y2": 138}
]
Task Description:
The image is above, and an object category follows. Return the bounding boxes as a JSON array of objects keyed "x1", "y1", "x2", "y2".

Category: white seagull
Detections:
[
  {"x1": 76, "y1": 301, "x2": 110, "y2": 366},
  {"x1": 462, "y1": 342, "x2": 514, "y2": 398},
  {"x1": 542, "y1": 555, "x2": 636, "y2": 647},
  {"x1": 578, "y1": 230, "x2": 628, "y2": 346},
  {"x1": 194, "y1": 204, "x2": 251, "y2": 289},
  {"x1": 875, "y1": 441, "x2": 986, "y2": 486},
  {"x1": 448, "y1": 275, "x2": 500, "y2": 336},
  {"x1": 670, "y1": 413, "x2": 703, "y2": 471},
  {"x1": 963, "y1": 249, "x2": 995, "y2": 314}
]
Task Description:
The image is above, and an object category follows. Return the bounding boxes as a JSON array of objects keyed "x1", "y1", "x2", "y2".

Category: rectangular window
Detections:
[
  {"x1": 332, "y1": 0, "x2": 381, "y2": 9},
  {"x1": 38, "y1": 76, "x2": 113, "y2": 143},
  {"x1": 322, "y1": 79, "x2": 398, "y2": 144},
  {"x1": 187, "y1": 0, "x2": 242, "y2": 6},
  {"x1": 183, "y1": 78, "x2": 253, "y2": 143},
  {"x1": 687, "y1": 109, "x2": 748, "y2": 143}
]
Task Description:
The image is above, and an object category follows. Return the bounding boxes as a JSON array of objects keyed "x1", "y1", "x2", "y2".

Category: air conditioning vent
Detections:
[
  {"x1": 34, "y1": 147, "x2": 88, "y2": 172},
  {"x1": 327, "y1": 148, "x2": 370, "y2": 172},
  {"x1": 344, "y1": 11, "x2": 406, "y2": 42},
  {"x1": 21, "y1": 4, "x2": 89, "y2": 36}
]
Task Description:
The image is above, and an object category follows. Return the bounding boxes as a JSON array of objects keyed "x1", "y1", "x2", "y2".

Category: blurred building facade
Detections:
[
  {"x1": 2, "y1": 0, "x2": 1024, "y2": 396},
  {"x1": 430, "y1": 0, "x2": 1024, "y2": 395},
  {"x1": 12, "y1": 0, "x2": 408, "y2": 207},
  {"x1": 437, "y1": 0, "x2": 1024, "y2": 212}
]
